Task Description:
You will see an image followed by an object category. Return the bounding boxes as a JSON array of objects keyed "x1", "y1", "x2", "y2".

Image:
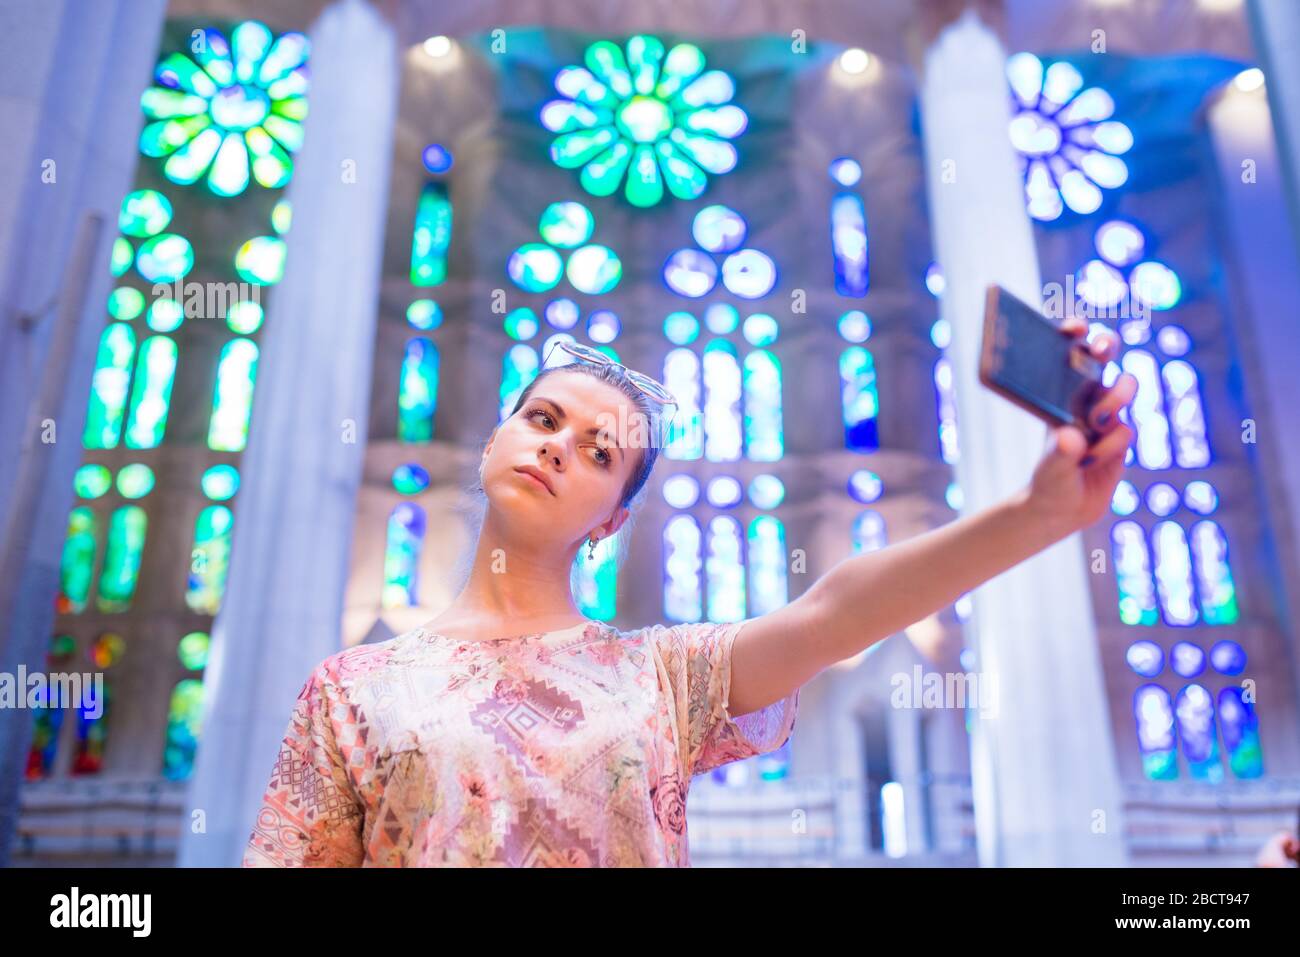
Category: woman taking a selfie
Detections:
[{"x1": 242, "y1": 320, "x2": 1138, "y2": 868}]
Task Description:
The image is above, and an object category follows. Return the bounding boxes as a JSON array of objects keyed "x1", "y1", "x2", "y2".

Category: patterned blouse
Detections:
[{"x1": 241, "y1": 618, "x2": 800, "y2": 867}]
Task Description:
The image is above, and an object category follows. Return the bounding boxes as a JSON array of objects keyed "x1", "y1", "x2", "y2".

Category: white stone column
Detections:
[
  {"x1": 177, "y1": 0, "x2": 401, "y2": 867},
  {"x1": 1206, "y1": 77, "x2": 1300, "y2": 721},
  {"x1": 0, "y1": 0, "x2": 167, "y2": 867},
  {"x1": 918, "y1": 8, "x2": 1128, "y2": 866},
  {"x1": 1248, "y1": 0, "x2": 1300, "y2": 246}
]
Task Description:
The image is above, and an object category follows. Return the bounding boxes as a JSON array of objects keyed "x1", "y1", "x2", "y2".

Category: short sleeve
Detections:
[
  {"x1": 651, "y1": 618, "x2": 800, "y2": 779},
  {"x1": 241, "y1": 661, "x2": 365, "y2": 867}
]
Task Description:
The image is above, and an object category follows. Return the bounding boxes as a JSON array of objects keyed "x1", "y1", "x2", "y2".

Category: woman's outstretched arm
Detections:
[{"x1": 726, "y1": 318, "x2": 1138, "y2": 718}]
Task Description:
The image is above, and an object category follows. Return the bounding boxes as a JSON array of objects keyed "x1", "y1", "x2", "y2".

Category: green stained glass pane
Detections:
[
  {"x1": 139, "y1": 116, "x2": 211, "y2": 158},
  {"x1": 624, "y1": 144, "x2": 663, "y2": 207},
  {"x1": 655, "y1": 141, "x2": 707, "y2": 200},
  {"x1": 584, "y1": 41, "x2": 633, "y2": 100},
  {"x1": 616, "y1": 95, "x2": 673, "y2": 143},
  {"x1": 162, "y1": 679, "x2": 204, "y2": 780},
  {"x1": 668, "y1": 128, "x2": 737, "y2": 175},
  {"x1": 96, "y1": 506, "x2": 147, "y2": 612},
  {"x1": 135, "y1": 234, "x2": 194, "y2": 283},
  {"x1": 124, "y1": 336, "x2": 177, "y2": 449},
  {"x1": 504, "y1": 307, "x2": 539, "y2": 341},
  {"x1": 164, "y1": 127, "x2": 222, "y2": 185},
  {"x1": 538, "y1": 202, "x2": 594, "y2": 248},
  {"x1": 74, "y1": 464, "x2": 112, "y2": 499},
  {"x1": 83, "y1": 323, "x2": 136, "y2": 450},
  {"x1": 406, "y1": 299, "x2": 442, "y2": 330},
  {"x1": 186, "y1": 505, "x2": 233, "y2": 614},
  {"x1": 178, "y1": 631, "x2": 210, "y2": 671},
  {"x1": 382, "y1": 503, "x2": 425, "y2": 607},
  {"x1": 58, "y1": 507, "x2": 97, "y2": 614},
  {"x1": 655, "y1": 43, "x2": 706, "y2": 100},
  {"x1": 507, "y1": 244, "x2": 563, "y2": 293},
  {"x1": 140, "y1": 87, "x2": 208, "y2": 120},
  {"x1": 209, "y1": 84, "x2": 270, "y2": 131},
  {"x1": 566, "y1": 245, "x2": 622, "y2": 295},
  {"x1": 626, "y1": 35, "x2": 666, "y2": 96},
  {"x1": 208, "y1": 338, "x2": 259, "y2": 451},
  {"x1": 392, "y1": 463, "x2": 430, "y2": 495},
  {"x1": 107, "y1": 287, "x2": 145, "y2": 320},
  {"x1": 147, "y1": 298, "x2": 184, "y2": 332},
  {"x1": 271, "y1": 95, "x2": 309, "y2": 122},
  {"x1": 115, "y1": 463, "x2": 155, "y2": 499},
  {"x1": 234, "y1": 236, "x2": 285, "y2": 285},
  {"x1": 208, "y1": 132, "x2": 250, "y2": 197},
  {"x1": 550, "y1": 128, "x2": 617, "y2": 170},
  {"x1": 226, "y1": 300, "x2": 264, "y2": 334},
  {"x1": 245, "y1": 126, "x2": 293, "y2": 188},
  {"x1": 154, "y1": 53, "x2": 218, "y2": 98},
  {"x1": 200, "y1": 464, "x2": 240, "y2": 501},
  {"x1": 192, "y1": 27, "x2": 234, "y2": 85},
  {"x1": 580, "y1": 141, "x2": 633, "y2": 197},
  {"x1": 110, "y1": 238, "x2": 134, "y2": 277},
  {"x1": 232, "y1": 21, "x2": 273, "y2": 84},
  {"x1": 398, "y1": 338, "x2": 439, "y2": 443},
  {"x1": 262, "y1": 114, "x2": 304, "y2": 152},
  {"x1": 265, "y1": 70, "x2": 308, "y2": 101},
  {"x1": 271, "y1": 199, "x2": 292, "y2": 234},
  {"x1": 410, "y1": 183, "x2": 452, "y2": 286},
  {"x1": 119, "y1": 190, "x2": 173, "y2": 237}
]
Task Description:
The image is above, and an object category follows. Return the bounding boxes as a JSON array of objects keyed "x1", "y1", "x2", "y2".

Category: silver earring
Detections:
[{"x1": 587, "y1": 537, "x2": 598, "y2": 559}]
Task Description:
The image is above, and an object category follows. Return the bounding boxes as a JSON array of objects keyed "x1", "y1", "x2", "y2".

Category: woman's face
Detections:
[{"x1": 480, "y1": 371, "x2": 648, "y2": 552}]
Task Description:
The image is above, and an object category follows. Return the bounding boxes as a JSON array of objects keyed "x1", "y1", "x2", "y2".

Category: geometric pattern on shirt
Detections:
[
  {"x1": 492, "y1": 795, "x2": 603, "y2": 867},
  {"x1": 469, "y1": 677, "x2": 584, "y2": 779}
]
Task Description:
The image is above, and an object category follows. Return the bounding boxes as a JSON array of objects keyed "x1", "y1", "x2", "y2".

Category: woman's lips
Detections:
[{"x1": 514, "y1": 468, "x2": 554, "y2": 495}]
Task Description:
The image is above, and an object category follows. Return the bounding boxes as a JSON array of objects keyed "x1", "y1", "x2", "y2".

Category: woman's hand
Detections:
[{"x1": 1019, "y1": 317, "x2": 1138, "y2": 540}]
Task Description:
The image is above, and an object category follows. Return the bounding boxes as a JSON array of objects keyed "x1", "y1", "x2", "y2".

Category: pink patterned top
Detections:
[{"x1": 241, "y1": 618, "x2": 799, "y2": 867}]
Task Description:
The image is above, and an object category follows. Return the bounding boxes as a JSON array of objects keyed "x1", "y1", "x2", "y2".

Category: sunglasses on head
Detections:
[{"x1": 542, "y1": 340, "x2": 680, "y2": 435}]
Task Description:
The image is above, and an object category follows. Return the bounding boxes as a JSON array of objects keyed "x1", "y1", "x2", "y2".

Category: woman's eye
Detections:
[
  {"x1": 595, "y1": 448, "x2": 612, "y2": 466},
  {"x1": 528, "y1": 408, "x2": 554, "y2": 428}
]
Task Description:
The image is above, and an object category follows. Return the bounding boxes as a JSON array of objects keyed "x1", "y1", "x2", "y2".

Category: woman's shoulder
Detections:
[{"x1": 308, "y1": 625, "x2": 429, "y2": 691}]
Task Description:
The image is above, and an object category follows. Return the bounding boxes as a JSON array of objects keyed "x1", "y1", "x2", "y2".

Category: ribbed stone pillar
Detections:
[
  {"x1": 918, "y1": 7, "x2": 1128, "y2": 866},
  {"x1": 177, "y1": 0, "x2": 401, "y2": 867}
]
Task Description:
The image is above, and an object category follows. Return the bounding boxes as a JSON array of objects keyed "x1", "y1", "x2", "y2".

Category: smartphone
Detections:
[{"x1": 979, "y1": 284, "x2": 1106, "y2": 442}]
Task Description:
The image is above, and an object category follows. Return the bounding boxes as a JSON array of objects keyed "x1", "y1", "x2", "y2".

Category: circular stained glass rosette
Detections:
[
  {"x1": 139, "y1": 21, "x2": 310, "y2": 196},
  {"x1": 1005, "y1": 52, "x2": 1132, "y2": 221},
  {"x1": 542, "y1": 36, "x2": 747, "y2": 207}
]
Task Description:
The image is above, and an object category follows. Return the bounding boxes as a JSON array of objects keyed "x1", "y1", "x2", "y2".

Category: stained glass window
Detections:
[
  {"x1": 58, "y1": 508, "x2": 97, "y2": 615},
  {"x1": 208, "y1": 338, "x2": 259, "y2": 451},
  {"x1": 96, "y1": 506, "x2": 147, "y2": 613},
  {"x1": 383, "y1": 503, "x2": 426, "y2": 607},
  {"x1": 840, "y1": 346, "x2": 879, "y2": 452},
  {"x1": 139, "y1": 22, "x2": 310, "y2": 196},
  {"x1": 1005, "y1": 52, "x2": 1131, "y2": 220},
  {"x1": 398, "y1": 337, "x2": 439, "y2": 442},
  {"x1": 124, "y1": 336, "x2": 178, "y2": 448},
  {"x1": 1134, "y1": 684, "x2": 1177, "y2": 780},
  {"x1": 163, "y1": 679, "x2": 205, "y2": 780},
  {"x1": 411, "y1": 182, "x2": 452, "y2": 285},
  {"x1": 84, "y1": 324, "x2": 137, "y2": 450},
  {"x1": 186, "y1": 506, "x2": 233, "y2": 614},
  {"x1": 543, "y1": 37, "x2": 746, "y2": 206}
]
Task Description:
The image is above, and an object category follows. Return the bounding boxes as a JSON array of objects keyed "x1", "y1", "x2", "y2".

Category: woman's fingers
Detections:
[
  {"x1": 1083, "y1": 420, "x2": 1134, "y2": 466},
  {"x1": 1090, "y1": 328, "x2": 1119, "y2": 363},
  {"x1": 1089, "y1": 372, "x2": 1138, "y2": 432},
  {"x1": 1061, "y1": 316, "x2": 1087, "y2": 339}
]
